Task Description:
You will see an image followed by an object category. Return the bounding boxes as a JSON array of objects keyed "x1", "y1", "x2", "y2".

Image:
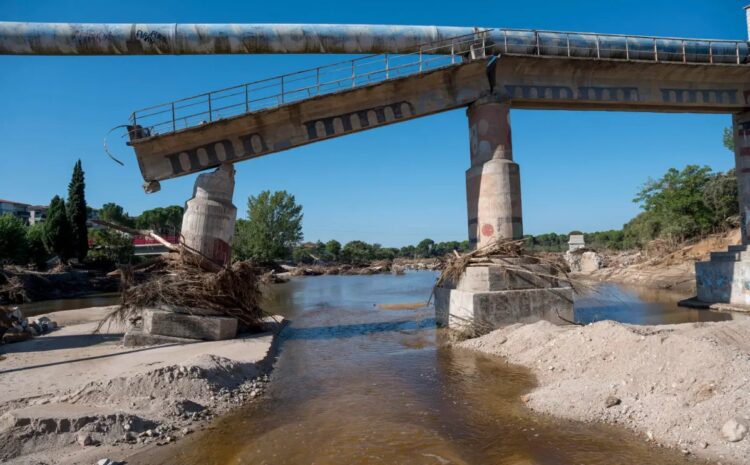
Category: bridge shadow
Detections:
[{"x1": 281, "y1": 317, "x2": 436, "y2": 341}]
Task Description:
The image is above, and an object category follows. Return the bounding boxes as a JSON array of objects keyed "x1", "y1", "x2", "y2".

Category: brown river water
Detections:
[{"x1": 119, "y1": 272, "x2": 736, "y2": 465}]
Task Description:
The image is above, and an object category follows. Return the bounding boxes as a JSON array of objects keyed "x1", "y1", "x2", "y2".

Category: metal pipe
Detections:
[
  {"x1": 0, "y1": 22, "x2": 747, "y2": 64},
  {"x1": 745, "y1": 5, "x2": 750, "y2": 41}
]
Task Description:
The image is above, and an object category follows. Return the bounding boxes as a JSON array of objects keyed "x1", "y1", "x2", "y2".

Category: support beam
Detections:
[
  {"x1": 181, "y1": 163, "x2": 237, "y2": 266},
  {"x1": 465, "y1": 97, "x2": 523, "y2": 248}
]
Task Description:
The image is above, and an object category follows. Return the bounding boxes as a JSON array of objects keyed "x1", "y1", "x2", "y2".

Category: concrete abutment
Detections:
[{"x1": 693, "y1": 111, "x2": 750, "y2": 309}]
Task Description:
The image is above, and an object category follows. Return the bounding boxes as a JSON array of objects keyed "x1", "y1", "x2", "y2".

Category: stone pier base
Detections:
[
  {"x1": 692, "y1": 245, "x2": 750, "y2": 309},
  {"x1": 435, "y1": 259, "x2": 574, "y2": 335}
]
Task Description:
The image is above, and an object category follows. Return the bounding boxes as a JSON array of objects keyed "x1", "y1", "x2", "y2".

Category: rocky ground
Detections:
[
  {"x1": 459, "y1": 319, "x2": 750, "y2": 465},
  {"x1": 0, "y1": 306, "x2": 281, "y2": 465}
]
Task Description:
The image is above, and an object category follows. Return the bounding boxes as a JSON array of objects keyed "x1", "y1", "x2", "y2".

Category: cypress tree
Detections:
[
  {"x1": 43, "y1": 196, "x2": 73, "y2": 262},
  {"x1": 67, "y1": 160, "x2": 89, "y2": 262}
]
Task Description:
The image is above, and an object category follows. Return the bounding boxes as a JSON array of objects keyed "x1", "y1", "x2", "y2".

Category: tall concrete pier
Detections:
[
  {"x1": 181, "y1": 164, "x2": 237, "y2": 266},
  {"x1": 466, "y1": 97, "x2": 523, "y2": 247}
]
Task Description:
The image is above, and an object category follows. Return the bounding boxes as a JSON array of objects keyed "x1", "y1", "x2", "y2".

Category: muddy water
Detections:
[{"x1": 136, "y1": 272, "x2": 703, "y2": 465}]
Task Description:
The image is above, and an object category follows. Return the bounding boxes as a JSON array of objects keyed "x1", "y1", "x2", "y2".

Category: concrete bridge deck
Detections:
[{"x1": 126, "y1": 33, "x2": 750, "y2": 185}]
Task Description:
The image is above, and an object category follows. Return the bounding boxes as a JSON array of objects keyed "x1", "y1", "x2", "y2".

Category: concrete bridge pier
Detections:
[
  {"x1": 465, "y1": 97, "x2": 523, "y2": 247},
  {"x1": 694, "y1": 111, "x2": 750, "y2": 308},
  {"x1": 435, "y1": 96, "x2": 573, "y2": 335},
  {"x1": 181, "y1": 163, "x2": 238, "y2": 267}
]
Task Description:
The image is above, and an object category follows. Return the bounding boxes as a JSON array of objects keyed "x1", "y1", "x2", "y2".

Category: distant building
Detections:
[
  {"x1": 0, "y1": 199, "x2": 48, "y2": 225},
  {"x1": 568, "y1": 234, "x2": 585, "y2": 252}
]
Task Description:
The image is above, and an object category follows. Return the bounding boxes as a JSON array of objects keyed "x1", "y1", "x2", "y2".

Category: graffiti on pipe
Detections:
[
  {"x1": 73, "y1": 30, "x2": 115, "y2": 46},
  {"x1": 304, "y1": 101, "x2": 415, "y2": 141},
  {"x1": 136, "y1": 30, "x2": 168, "y2": 46},
  {"x1": 503, "y1": 85, "x2": 640, "y2": 102},
  {"x1": 164, "y1": 133, "x2": 267, "y2": 175}
]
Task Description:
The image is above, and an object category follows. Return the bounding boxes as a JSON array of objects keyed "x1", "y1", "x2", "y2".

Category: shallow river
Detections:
[{"x1": 131, "y1": 272, "x2": 725, "y2": 465}]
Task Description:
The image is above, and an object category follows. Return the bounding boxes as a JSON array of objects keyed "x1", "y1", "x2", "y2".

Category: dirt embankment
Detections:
[
  {"x1": 459, "y1": 319, "x2": 750, "y2": 465},
  {"x1": 586, "y1": 229, "x2": 741, "y2": 293},
  {"x1": 0, "y1": 306, "x2": 280, "y2": 465}
]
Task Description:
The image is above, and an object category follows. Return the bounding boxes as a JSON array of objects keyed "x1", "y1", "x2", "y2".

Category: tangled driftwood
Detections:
[{"x1": 93, "y1": 220, "x2": 266, "y2": 332}]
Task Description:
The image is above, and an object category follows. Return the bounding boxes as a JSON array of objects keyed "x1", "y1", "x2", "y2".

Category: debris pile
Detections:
[
  {"x1": 90, "y1": 220, "x2": 267, "y2": 343},
  {"x1": 0, "y1": 306, "x2": 58, "y2": 344},
  {"x1": 435, "y1": 238, "x2": 576, "y2": 291}
]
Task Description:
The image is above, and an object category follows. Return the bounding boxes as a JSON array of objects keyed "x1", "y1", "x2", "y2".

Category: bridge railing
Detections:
[
  {"x1": 129, "y1": 28, "x2": 749, "y2": 139},
  {"x1": 497, "y1": 29, "x2": 748, "y2": 65},
  {"x1": 130, "y1": 31, "x2": 491, "y2": 137}
]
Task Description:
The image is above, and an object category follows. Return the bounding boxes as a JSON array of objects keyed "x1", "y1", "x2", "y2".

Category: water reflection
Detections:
[{"x1": 132, "y1": 272, "x2": 701, "y2": 465}]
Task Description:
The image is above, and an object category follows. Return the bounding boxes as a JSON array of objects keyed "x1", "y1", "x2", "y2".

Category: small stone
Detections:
[
  {"x1": 519, "y1": 394, "x2": 531, "y2": 404},
  {"x1": 646, "y1": 431, "x2": 654, "y2": 441},
  {"x1": 182, "y1": 427, "x2": 192, "y2": 435},
  {"x1": 76, "y1": 433, "x2": 94, "y2": 447},
  {"x1": 605, "y1": 396, "x2": 621, "y2": 408},
  {"x1": 97, "y1": 459, "x2": 123, "y2": 465},
  {"x1": 721, "y1": 418, "x2": 748, "y2": 442}
]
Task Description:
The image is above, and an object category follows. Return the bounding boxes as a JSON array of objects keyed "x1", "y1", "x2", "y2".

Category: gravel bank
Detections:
[
  {"x1": 459, "y1": 319, "x2": 750, "y2": 465},
  {"x1": 0, "y1": 306, "x2": 282, "y2": 465}
]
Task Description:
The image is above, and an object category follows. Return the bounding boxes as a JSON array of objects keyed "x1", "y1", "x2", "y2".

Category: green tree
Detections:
[
  {"x1": 325, "y1": 239, "x2": 342, "y2": 261},
  {"x1": 233, "y1": 191, "x2": 303, "y2": 261},
  {"x1": 0, "y1": 214, "x2": 29, "y2": 264},
  {"x1": 723, "y1": 127, "x2": 734, "y2": 152},
  {"x1": 135, "y1": 206, "x2": 184, "y2": 233},
  {"x1": 87, "y1": 229, "x2": 134, "y2": 267},
  {"x1": 43, "y1": 196, "x2": 73, "y2": 261},
  {"x1": 415, "y1": 238, "x2": 435, "y2": 258},
  {"x1": 99, "y1": 202, "x2": 134, "y2": 227},
  {"x1": 702, "y1": 168, "x2": 739, "y2": 229},
  {"x1": 26, "y1": 223, "x2": 49, "y2": 268},
  {"x1": 632, "y1": 165, "x2": 715, "y2": 242},
  {"x1": 340, "y1": 240, "x2": 374, "y2": 264},
  {"x1": 67, "y1": 160, "x2": 88, "y2": 262}
]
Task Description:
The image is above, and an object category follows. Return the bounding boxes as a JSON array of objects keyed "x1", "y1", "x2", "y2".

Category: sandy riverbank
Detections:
[
  {"x1": 0, "y1": 305, "x2": 282, "y2": 465},
  {"x1": 458, "y1": 319, "x2": 750, "y2": 464}
]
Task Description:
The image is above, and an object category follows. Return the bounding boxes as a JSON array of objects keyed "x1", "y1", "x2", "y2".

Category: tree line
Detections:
[
  {"x1": 0, "y1": 160, "x2": 186, "y2": 268},
  {"x1": 231, "y1": 190, "x2": 472, "y2": 264}
]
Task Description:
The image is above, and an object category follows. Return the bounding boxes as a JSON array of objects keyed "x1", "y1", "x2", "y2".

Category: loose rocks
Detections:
[{"x1": 721, "y1": 418, "x2": 748, "y2": 442}]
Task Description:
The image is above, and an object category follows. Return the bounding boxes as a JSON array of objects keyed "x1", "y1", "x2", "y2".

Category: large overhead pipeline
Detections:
[{"x1": 0, "y1": 22, "x2": 748, "y2": 64}]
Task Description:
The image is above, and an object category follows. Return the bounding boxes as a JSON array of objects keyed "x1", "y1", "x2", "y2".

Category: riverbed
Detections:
[{"x1": 124, "y1": 272, "x2": 717, "y2": 465}]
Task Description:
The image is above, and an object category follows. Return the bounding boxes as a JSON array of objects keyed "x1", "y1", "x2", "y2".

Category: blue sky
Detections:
[{"x1": 0, "y1": 0, "x2": 746, "y2": 246}]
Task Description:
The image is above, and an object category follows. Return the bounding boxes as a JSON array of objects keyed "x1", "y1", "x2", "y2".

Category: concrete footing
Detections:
[
  {"x1": 693, "y1": 245, "x2": 750, "y2": 307},
  {"x1": 435, "y1": 259, "x2": 574, "y2": 335},
  {"x1": 141, "y1": 309, "x2": 238, "y2": 341}
]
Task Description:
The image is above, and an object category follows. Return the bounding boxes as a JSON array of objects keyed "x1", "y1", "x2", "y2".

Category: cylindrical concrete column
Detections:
[
  {"x1": 734, "y1": 111, "x2": 750, "y2": 244},
  {"x1": 181, "y1": 163, "x2": 238, "y2": 266},
  {"x1": 745, "y1": 5, "x2": 750, "y2": 41},
  {"x1": 465, "y1": 97, "x2": 523, "y2": 248}
]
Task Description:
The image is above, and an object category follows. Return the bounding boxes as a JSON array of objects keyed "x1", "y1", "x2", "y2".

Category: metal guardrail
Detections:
[
  {"x1": 130, "y1": 31, "x2": 490, "y2": 137},
  {"x1": 130, "y1": 28, "x2": 749, "y2": 138}
]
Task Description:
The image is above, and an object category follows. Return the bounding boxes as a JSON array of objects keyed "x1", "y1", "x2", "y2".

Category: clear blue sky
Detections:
[{"x1": 0, "y1": 0, "x2": 745, "y2": 247}]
